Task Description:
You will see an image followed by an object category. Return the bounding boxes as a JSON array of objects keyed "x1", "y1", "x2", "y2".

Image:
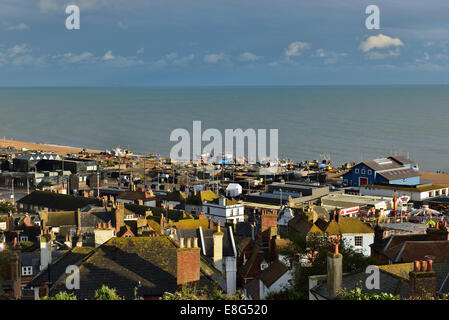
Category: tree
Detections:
[
  {"x1": 41, "y1": 292, "x2": 77, "y2": 300},
  {"x1": 93, "y1": 285, "x2": 123, "y2": 300},
  {"x1": 271, "y1": 232, "x2": 381, "y2": 300},
  {"x1": 161, "y1": 283, "x2": 244, "y2": 300},
  {"x1": 0, "y1": 200, "x2": 15, "y2": 213},
  {"x1": 338, "y1": 287, "x2": 398, "y2": 300}
]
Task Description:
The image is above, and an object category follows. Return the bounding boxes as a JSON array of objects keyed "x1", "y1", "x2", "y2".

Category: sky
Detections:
[{"x1": 1, "y1": 0, "x2": 449, "y2": 86}]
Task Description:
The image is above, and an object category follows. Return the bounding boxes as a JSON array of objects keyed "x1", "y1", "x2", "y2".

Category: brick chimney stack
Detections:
[
  {"x1": 177, "y1": 237, "x2": 200, "y2": 287},
  {"x1": 409, "y1": 260, "x2": 437, "y2": 299},
  {"x1": 327, "y1": 243, "x2": 342, "y2": 298},
  {"x1": 426, "y1": 222, "x2": 449, "y2": 241},
  {"x1": 114, "y1": 202, "x2": 125, "y2": 234}
]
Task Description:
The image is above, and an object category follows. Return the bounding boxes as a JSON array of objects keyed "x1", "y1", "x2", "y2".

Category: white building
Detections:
[
  {"x1": 202, "y1": 196, "x2": 245, "y2": 225},
  {"x1": 225, "y1": 183, "x2": 243, "y2": 198},
  {"x1": 360, "y1": 184, "x2": 449, "y2": 202},
  {"x1": 244, "y1": 260, "x2": 293, "y2": 300},
  {"x1": 277, "y1": 206, "x2": 294, "y2": 234}
]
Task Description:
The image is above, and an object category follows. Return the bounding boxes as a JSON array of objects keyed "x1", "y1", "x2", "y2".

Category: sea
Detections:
[{"x1": 1, "y1": 85, "x2": 449, "y2": 171}]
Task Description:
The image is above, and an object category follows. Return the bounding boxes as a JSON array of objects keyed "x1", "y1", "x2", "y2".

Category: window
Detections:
[
  {"x1": 354, "y1": 236, "x2": 363, "y2": 247},
  {"x1": 367, "y1": 170, "x2": 372, "y2": 175},
  {"x1": 125, "y1": 214, "x2": 134, "y2": 220},
  {"x1": 361, "y1": 169, "x2": 366, "y2": 174},
  {"x1": 0, "y1": 222, "x2": 6, "y2": 230},
  {"x1": 22, "y1": 266, "x2": 33, "y2": 276},
  {"x1": 355, "y1": 168, "x2": 360, "y2": 174},
  {"x1": 20, "y1": 235, "x2": 28, "y2": 242}
]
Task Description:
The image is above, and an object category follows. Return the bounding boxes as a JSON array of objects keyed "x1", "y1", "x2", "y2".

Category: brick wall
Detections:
[
  {"x1": 177, "y1": 248, "x2": 200, "y2": 286},
  {"x1": 261, "y1": 214, "x2": 277, "y2": 234}
]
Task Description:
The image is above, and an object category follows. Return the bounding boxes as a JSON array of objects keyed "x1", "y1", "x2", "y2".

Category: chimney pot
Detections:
[
  {"x1": 97, "y1": 222, "x2": 101, "y2": 229},
  {"x1": 179, "y1": 237, "x2": 184, "y2": 248},
  {"x1": 413, "y1": 260, "x2": 420, "y2": 272},
  {"x1": 420, "y1": 260, "x2": 427, "y2": 272},
  {"x1": 193, "y1": 237, "x2": 198, "y2": 248},
  {"x1": 217, "y1": 220, "x2": 221, "y2": 233},
  {"x1": 14, "y1": 237, "x2": 17, "y2": 246},
  {"x1": 186, "y1": 238, "x2": 191, "y2": 248},
  {"x1": 427, "y1": 260, "x2": 433, "y2": 272}
]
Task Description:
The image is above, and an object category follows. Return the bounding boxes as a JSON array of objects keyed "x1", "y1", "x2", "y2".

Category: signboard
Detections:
[
  {"x1": 340, "y1": 206, "x2": 359, "y2": 216},
  {"x1": 397, "y1": 194, "x2": 410, "y2": 204}
]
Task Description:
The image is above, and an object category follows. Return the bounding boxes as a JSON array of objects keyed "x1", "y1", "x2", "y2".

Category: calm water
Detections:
[{"x1": 1, "y1": 86, "x2": 449, "y2": 171}]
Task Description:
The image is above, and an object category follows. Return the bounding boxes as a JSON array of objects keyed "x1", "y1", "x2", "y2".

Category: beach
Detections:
[{"x1": 0, "y1": 138, "x2": 101, "y2": 156}]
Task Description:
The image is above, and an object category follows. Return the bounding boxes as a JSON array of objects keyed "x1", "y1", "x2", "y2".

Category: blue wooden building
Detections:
[{"x1": 342, "y1": 155, "x2": 420, "y2": 187}]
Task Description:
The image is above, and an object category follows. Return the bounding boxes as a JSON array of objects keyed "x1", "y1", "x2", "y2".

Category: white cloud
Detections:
[
  {"x1": 8, "y1": 44, "x2": 31, "y2": 57},
  {"x1": 314, "y1": 49, "x2": 347, "y2": 64},
  {"x1": 360, "y1": 34, "x2": 404, "y2": 52},
  {"x1": 6, "y1": 23, "x2": 29, "y2": 31},
  {"x1": 52, "y1": 52, "x2": 94, "y2": 64},
  {"x1": 102, "y1": 50, "x2": 115, "y2": 61},
  {"x1": 203, "y1": 53, "x2": 226, "y2": 64},
  {"x1": 365, "y1": 48, "x2": 401, "y2": 60},
  {"x1": 137, "y1": 48, "x2": 144, "y2": 55},
  {"x1": 165, "y1": 53, "x2": 177, "y2": 60},
  {"x1": 238, "y1": 52, "x2": 260, "y2": 62},
  {"x1": 173, "y1": 54, "x2": 195, "y2": 65},
  {"x1": 284, "y1": 41, "x2": 311, "y2": 57},
  {"x1": 117, "y1": 21, "x2": 128, "y2": 30}
]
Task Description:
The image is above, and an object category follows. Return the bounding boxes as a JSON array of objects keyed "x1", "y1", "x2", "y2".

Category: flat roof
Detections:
[{"x1": 363, "y1": 184, "x2": 447, "y2": 192}]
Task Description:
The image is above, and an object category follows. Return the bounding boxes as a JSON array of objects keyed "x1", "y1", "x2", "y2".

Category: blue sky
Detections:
[{"x1": 1, "y1": 0, "x2": 449, "y2": 85}]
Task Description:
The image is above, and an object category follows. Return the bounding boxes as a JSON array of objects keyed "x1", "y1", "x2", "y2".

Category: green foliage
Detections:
[
  {"x1": 161, "y1": 284, "x2": 244, "y2": 300},
  {"x1": 19, "y1": 241, "x2": 36, "y2": 252},
  {"x1": 0, "y1": 200, "x2": 15, "y2": 213},
  {"x1": 338, "y1": 287, "x2": 399, "y2": 300},
  {"x1": 41, "y1": 292, "x2": 77, "y2": 300},
  {"x1": 93, "y1": 285, "x2": 123, "y2": 300},
  {"x1": 277, "y1": 232, "x2": 382, "y2": 300}
]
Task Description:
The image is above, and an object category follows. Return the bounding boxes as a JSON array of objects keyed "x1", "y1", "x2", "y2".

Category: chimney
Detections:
[
  {"x1": 426, "y1": 223, "x2": 449, "y2": 241},
  {"x1": 327, "y1": 243, "x2": 342, "y2": 298},
  {"x1": 64, "y1": 234, "x2": 72, "y2": 249},
  {"x1": 251, "y1": 222, "x2": 256, "y2": 240},
  {"x1": 219, "y1": 196, "x2": 226, "y2": 206},
  {"x1": 177, "y1": 237, "x2": 200, "y2": 287},
  {"x1": 213, "y1": 221, "x2": 224, "y2": 272},
  {"x1": 40, "y1": 233, "x2": 52, "y2": 271},
  {"x1": 409, "y1": 260, "x2": 437, "y2": 299},
  {"x1": 261, "y1": 212, "x2": 277, "y2": 242},
  {"x1": 114, "y1": 202, "x2": 125, "y2": 234}
]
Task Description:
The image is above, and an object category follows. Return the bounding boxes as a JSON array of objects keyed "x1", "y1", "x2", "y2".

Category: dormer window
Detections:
[
  {"x1": 20, "y1": 235, "x2": 28, "y2": 242},
  {"x1": 260, "y1": 261, "x2": 268, "y2": 271},
  {"x1": 22, "y1": 266, "x2": 33, "y2": 276}
]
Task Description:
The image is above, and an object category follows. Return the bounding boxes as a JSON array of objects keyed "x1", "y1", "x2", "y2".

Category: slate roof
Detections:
[
  {"x1": 362, "y1": 159, "x2": 402, "y2": 171},
  {"x1": 311, "y1": 261, "x2": 449, "y2": 299},
  {"x1": 391, "y1": 241, "x2": 449, "y2": 263},
  {"x1": 27, "y1": 247, "x2": 92, "y2": 288},
  {"x1": 177, "y1": 226, "x2": 236, "y2": 258},
  {"x1": 245, "y1": 278, "x2": 260, "y2": 299},
  {"x1": 50, "y1": 236, "x2": 213, "y2": 299},
  {"x1": 260, "y1": 260, "x2": 289, "y2": 287},
  {"x1": 79, "y1": 210, "x2": 112, "y2": 228},
  {"x1": 388, "y1": 155, "x2": 414, "y2": 166},
  {"x1": 377, "y1": 168, "x2": 420, "y2": 181},
  {"x1": 46, "y1": 211, "x2": 76, "y2": 227},
  {"x1": 18, "y1": 191, "x2": 100, "y2": 211}
]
